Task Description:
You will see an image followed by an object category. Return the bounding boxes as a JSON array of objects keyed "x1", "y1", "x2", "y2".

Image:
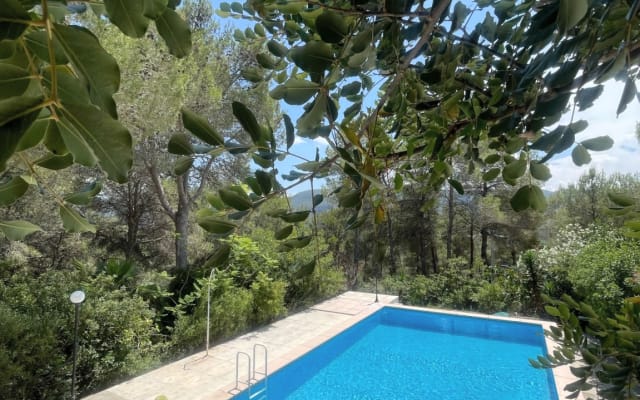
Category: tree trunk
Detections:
[
  {"x1": 386, "y1": 208, "x2": 397, "y2": 275},
  {"x1": 174, "y1": 174, "x2": 190, "y2": 270},
  {"x1": 418, "y1": 222, "x2": 428, "y2": 275},
  {"x1": 480, "y1": 226, "x2": 489, "y2": 265},
  {"x1": 469, "y1": 215, "x2": 474, "y2": 267},
  {"x1": 446, "y1": 183, "x2": 454, "y2": 259}
]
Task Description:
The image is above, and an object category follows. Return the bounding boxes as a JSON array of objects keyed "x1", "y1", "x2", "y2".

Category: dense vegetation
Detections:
[{"x1": 2, "y1": 0, "x2": 640, "y2": 399}]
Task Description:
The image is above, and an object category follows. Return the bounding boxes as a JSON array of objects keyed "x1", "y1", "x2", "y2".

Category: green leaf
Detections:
[
  {"x1": 283, "y1": 113, "x2": 295, "y2": 150},
  {"x1": 316, "y1": 10, "x2": 349, "y2": 43},
  {"x1": 608, "y1": 192, "x2": 635, "y2": 207},
  {"x1": 576, "y1": 85, "x2": 603, "y2": 111},
  {"x1": 530, "y1": 162, "x2": 551, "y2": 181},
  {"x1": 294, "y1": 259, "x2": 315, "y2": 279},
  {"x1": 174, "y1": 156, "x2": 193, "y2": 175},
  {"x1": 510, "y1": 184, "x2": 547, "y2": 212},
  {"x1": 104, "y1": 0, "x2": 149, "y2": 38},
  {"x1": 280, "y1": 211, "x2": 310, "y2": 223},
  {"x1": 0, "y1": 0, "x2": 30, "y2": 40},
  {"x1": 155, "y1": 8, "x2": 192, "y2": 58},
  {"x1": 482, "y1": 168, "x2": 500, "y2": 182},
  {"x1": 203, "y1": 243, "x2": 231, "y2": 269},
  {"x1": 34, "y1": 153, "x2": 73, "y2": 170},
  {"x1": 64, "y1": 181, "x2": 102, "y2": 205},
  {"x1": 571, "y1": 144, "x2": 591, "y2": 166},
  {"x1": 0, "y1": 95, "x2": 43, "y2": 128},
  {"x1": 197, "y1": 216, "x2": 237, "y2": 235},
  {"x1": 0, "y1": 176, "x2": 28, "y2": 205},
  {"x1": 0, "y1": 105, "x2": 42, "y2": 171},
  {"x1": 0, "y1": 64, "x2": 30, "y2": 99},
  {"x1": 267, "y1": 40, "x2": 288, "y2": 58},
  {"x1": 53, "y1": 24, "x2": 120, "y2": 118},
  {"x1": 167, "y1": 133, "x2": 194, "y2": 155},
  {"x1": 0, "y1": 220, "x2": 41, "y2": 240},
  {"x1": 219, "y1": 188, "x2": 253, "y2": 211},
  {"x1": 15, "y1": 116, "x2": 47, "y2": 152},
  {"x1": 274, "y1": 225, "x2": 293, "y2": 240},
  {"x1": 43, "y1": 119, "x2": 68, "y2": 155},
  {"x1": 255, "y1": 170, "x2": 272, "y2": 195},
  {"x1": 181, "y1": 107, "x2": 223, "y2": 146},
  {"x1": 232, "y1": 101, "x2": 263, "y2": 145},
  {"x1": 144, "y1": 0, "x2": 168, "y2": 19},
  {"x1": 502, "y1": 158, "x2": 527, "y2": 181},
  {"x1": 278, "y1": 235, "x2": 312, "y2": 251},
  {"x1": 394, "y1": 174, "x2": 403, "y2": 191},
  {"x1": 530, "y1": 185, "x2": 547, "y2": 211},
  {"x1": 581, "y1": 136, "x2": 614, "y2": 151},
  {"x1": 283, "y1": 79, "x2": 320, "y2": 105},
  {"x1": 58, "y1": 104, "x2": 132, "y2": 183},
  {"x1": 59, "y1": 204, "x2": 96, "y2": 233},
  {"x1": 448, "y1": 179, "x2": 464, "y2": 195},
  {"x1": 557, "y1": 0, "x2": 588, "y2": 34},
  {"x1": 290, "y1": 41, "x2": 333, "y2": 74},
  {"x1": 617, "y1": 77, "x2": 637, "y2": 116},
  {"x1": 341, "y1": 81, "x2": 361, "y2": 97},
  {"x1": 312, "y1": 194, "x2": 323, "y2": 207},
  {"x1": 297, "y1": 93, "x2": 327, "y2": 134}
]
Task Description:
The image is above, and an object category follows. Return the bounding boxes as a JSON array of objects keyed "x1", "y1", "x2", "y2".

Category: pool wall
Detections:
[{"x1": 232, "y1": 306, "x2": 558, "y2": 400}]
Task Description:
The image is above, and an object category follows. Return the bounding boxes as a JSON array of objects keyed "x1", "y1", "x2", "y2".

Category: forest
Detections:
[{"x1": 2, "y1": 0, "x2": 640, "y2": 399}]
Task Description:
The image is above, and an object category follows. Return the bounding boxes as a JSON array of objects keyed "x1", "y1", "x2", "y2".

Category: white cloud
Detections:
[{"x1": 543, "y1": 82, "x2": 640, "y2": 191}]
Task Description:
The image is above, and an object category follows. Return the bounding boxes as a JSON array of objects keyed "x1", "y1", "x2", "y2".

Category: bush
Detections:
[{"x1": 250, "y1": 271, "x2": 287, "y2": 325}]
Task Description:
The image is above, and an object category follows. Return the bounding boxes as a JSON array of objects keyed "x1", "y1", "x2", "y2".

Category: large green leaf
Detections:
[
  {"x1": 34, "y1": 153, "x2": 74, "y2": 170},
  {"x1": 290, "y1": 41, "x2": 333, "y2": 74},
  {"x1": 43, "y1": 67, "x2": 92, "y2": 108},
  {"x1": 0, "y1": 64, "x2": 30, "y2": 99},
  {"x1": 255, "y1": 170, "x2": 272, "y2": 195},
  {"x1": 283, "y1": 79, "x2": 320, "y2": 105},
  {"x1": 316, "y1": 10, "x2": 349, "y2": 43},
  {"x1": 278, "y1": 235, "x2": 312, "y2": 252},
  {"x1": 0, "y1": 0, "x2": 30, "y2": 40},
  {"x1": 232, "y1": 101, "x2": 263, "y2": 145},
  {"x1": 24, "y1": 30, "x2": 69, "y2": 64},
  {"x1": 53, "y1": 24, "x2": 120, "y2": 118},
  {"x1": 43, "y1": 118, "x2": 68, "y2": 155},
  {"x1": 571, "y1": 144, "x2": 591, "y2": 166},
  {"x1": 297, "y1": 93, "x2": 327, "y2": 134},
  {"x1": 0, "y1": 220, "x2": 41, "y2": 240},
  {"x1": 203, "y1": 243, "x2": 231, "y2": 269},
  {"x1": 274, "y1": 225, "x2": 293, "y2": 240},
  {"x1": 144, "y1": 0, "x2": 168, "y2": 18},
  {"x1": 104, "y1": 0, "x2": 150, "y2": 38},
  {"x1": 197, "y1": 216, "x2": 237, "y2": 235},
  {"x1": 0, "y1": 176, "x2": 28, "y2": 205},
  {"x1": 530, "y1": 162, "x2": 551, "y2": 181},
  {"x1": 557, "y1": 0, "x2": 588, "y2": 34},
  {"x1": 58, "y1": 104, "x2": 132, "y2": 183},
  {"x1": 64, "y1": 181, "x2": 103, "y2": 205},
  {"x1": 167, "y1": 133, "x2": 194, "y2": 155},
  {"x1": 279, "y1": 211, "x2": 310, "y2": 223},
  {"x1": 155, "y1": 8, "x2": 192, "y2": 58},
  {"x1": 482, "y1": 168, "x2": 501, "y2": 182},
  {"x1": 617, "y1": 77, "x2": 637, "y2": 116},
  {"x1": 283, "y1": 113, "x2": 295, "y2": 150},
  {"x1": 581, "y1": 136, "x2": 614, "y2": 151},
  {"x1": 510, "y1": 184, "x2": 547, "y2": 212},
  {"x1": 59, "y1": 204, "x2": 96, "y2": 233},
  {"x1": 219, "y1": 188, "x2": 253, "y2": 211},
  {"x1": 0, "y1": 96, "x2": 42, "y2": 171},
  {"x1": 502, "y1": 158, "x2": 527, "y2": 181},
  {"x1": 181, "y1": 107, "x2": 223, "y2": 146},
  {"x1": 294, "y1": 259, "x2": 316, "y2": 279},
  {"x1": 174, "y1": 156, "x2": 193, "y2": 175}
]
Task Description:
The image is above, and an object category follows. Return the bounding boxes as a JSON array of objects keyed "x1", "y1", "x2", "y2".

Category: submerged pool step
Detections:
[{"x1": 249, "y1": 386, "x2": 267, "y2": 400}]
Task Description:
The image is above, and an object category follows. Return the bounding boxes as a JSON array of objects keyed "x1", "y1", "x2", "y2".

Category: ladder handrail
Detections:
[
  {"x1": 234, "y1": 351, "x2": 251, "y2": 392},
  {"x1": 252, "y1": 344, "x2": 268, "y2": 381}
]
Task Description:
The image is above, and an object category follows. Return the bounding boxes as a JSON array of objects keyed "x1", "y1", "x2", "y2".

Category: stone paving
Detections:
[{"x1": 85, "y1": 291, "x2": 583, "y2": 400}]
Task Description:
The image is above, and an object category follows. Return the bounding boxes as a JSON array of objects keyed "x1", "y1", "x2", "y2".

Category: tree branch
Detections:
[{"x1": 146, "y1": 161, "x2": 176, "y2": 221}]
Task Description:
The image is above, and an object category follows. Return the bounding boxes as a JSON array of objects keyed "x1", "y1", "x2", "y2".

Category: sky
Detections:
[{"x1": 211, "y1": 2, "x2": 640, "y2": 195}]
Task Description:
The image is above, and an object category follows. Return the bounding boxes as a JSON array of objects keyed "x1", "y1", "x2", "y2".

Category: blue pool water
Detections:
[{"x1": 233, "y1": 307, "x2": 558, "y2": 399}]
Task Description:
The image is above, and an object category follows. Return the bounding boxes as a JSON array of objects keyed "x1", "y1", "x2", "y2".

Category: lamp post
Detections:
[
  {"x1": 69, "y1": 290, "x2": 85, "y2": 400},
  {"x1": 205, "y1": 267, "x2": 216, "y2": 356}
]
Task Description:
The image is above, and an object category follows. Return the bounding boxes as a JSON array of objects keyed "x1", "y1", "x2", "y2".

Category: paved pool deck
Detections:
[{"x1": 85, "y1": 291, "x2": 580, "y2": 400}]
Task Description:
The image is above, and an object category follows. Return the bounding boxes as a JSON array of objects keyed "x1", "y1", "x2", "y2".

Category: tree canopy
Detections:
[{"x1": 1, "y1": 0, "x2": 638, "y2": 254}]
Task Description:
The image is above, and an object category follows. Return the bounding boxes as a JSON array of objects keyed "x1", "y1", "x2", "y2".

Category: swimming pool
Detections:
[{"x1": 233, "y1": 306, "x2": 558, "y2": 399}]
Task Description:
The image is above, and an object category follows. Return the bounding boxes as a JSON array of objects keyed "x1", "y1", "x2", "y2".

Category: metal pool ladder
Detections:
[{"x1": 233, "y1": 344, "x2": 268, "y2": 399}]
